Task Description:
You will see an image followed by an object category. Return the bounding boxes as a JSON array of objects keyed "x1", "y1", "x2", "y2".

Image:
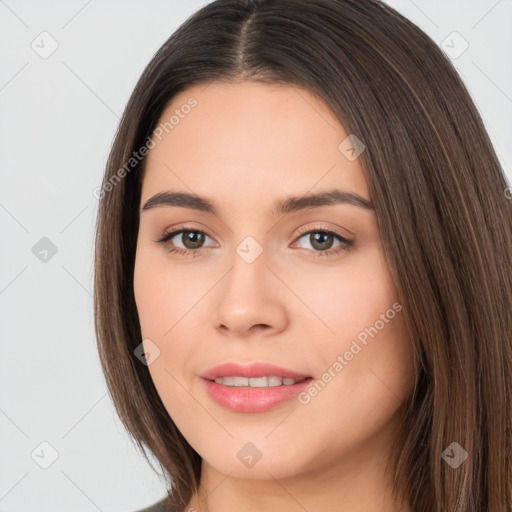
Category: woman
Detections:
[{"x1": 94, "y1": 1, "x2": 512, "y2": 511}]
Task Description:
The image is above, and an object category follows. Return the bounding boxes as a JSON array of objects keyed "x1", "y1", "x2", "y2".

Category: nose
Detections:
[{"x1": 213, "y1": 248, "x2": 288, "y2": 339}]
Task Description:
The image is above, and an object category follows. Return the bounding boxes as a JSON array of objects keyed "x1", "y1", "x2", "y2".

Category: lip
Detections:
[
  {"x1": 199, "y1": 362, "x2": 312, "y2": 381},
  {"x1": 201, "y1": 377, "x2": 314, "y2": 413},
  {"x1": 199, "y1": 362, "x2": 314, "y2": 413}
]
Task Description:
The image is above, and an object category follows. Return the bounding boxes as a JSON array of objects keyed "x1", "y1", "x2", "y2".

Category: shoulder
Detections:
[{"x1": 131, "y1": 495, "x2": 174, "y2": 512}]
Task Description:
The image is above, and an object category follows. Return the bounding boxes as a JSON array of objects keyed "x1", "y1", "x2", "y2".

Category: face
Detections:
[{"x1": 133, "y1": 81, "x2": 415, "y2": 483}]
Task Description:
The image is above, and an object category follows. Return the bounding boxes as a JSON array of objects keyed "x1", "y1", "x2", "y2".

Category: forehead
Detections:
[{"x1": 141, "y1": 81, "x2": 369, "y2": 205}]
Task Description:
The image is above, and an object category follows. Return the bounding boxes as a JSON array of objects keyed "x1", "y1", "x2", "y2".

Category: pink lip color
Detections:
[
  {"x1": 199, "y1": 362, "x2": 313, "y2": 413},
  {"x1": 200, "y1": 362, "x2": 311, "y2": 381},
  {"x1": 201, "y1": 377, "x2": 313, "y2": 413}
]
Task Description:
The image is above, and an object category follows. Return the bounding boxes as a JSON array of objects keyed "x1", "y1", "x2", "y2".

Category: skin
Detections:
[{"x1": 133, "y1": 81, "x2": 415, "y2": 512}]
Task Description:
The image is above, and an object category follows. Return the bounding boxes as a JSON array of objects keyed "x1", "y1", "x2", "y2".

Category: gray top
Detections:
[{"x1": 132, "y1": 496, "x2": 171, "y2": 512}]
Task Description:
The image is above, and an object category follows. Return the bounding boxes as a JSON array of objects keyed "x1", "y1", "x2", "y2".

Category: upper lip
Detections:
[{"x1": 200, "y1": 362, "x2": 312, "y2": 381}]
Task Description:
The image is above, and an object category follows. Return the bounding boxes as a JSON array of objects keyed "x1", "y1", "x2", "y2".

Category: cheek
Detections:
[
  {"x1": 293, "y1": 243, "x2": 400, "y2": 344},
  {"x1": 133, "y1": 246, "x2": 205, "y2": 402},
  {"x1": 133, "y1": 244, "x2": 191, "y2": 337},
  {"x1": 133, "y1": 256, "x2": 196, "y2": 422},
  {"x1": 301, "y1": 244, "x2": 414, "y2": 404}
]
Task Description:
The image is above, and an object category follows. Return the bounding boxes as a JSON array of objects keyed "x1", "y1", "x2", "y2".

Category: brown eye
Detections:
[
  {"x1": 154, "y1": 226, "x2": 215, "y2": 256},
  {"x1": 293, "y1": 226, "x2": 355, "y2": 258},
  {"x1": 308, "y1": 231, "x2": 335, "y2": 251},
  {"x1": 180, "y1": 230, "x2": 206, "y2": 249}
]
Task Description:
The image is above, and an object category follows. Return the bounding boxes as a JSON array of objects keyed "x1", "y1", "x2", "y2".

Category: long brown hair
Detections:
[{"x1": 93, "y1": 1, "x2": 512, "y2": 510}]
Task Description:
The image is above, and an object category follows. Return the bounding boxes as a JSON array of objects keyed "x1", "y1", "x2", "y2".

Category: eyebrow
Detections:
[{"x1": 141, "y1": 189, "x2": 374, "y2": 216}]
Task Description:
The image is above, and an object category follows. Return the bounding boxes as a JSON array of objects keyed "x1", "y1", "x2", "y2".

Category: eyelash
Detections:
[{"x1": 153, "y1": 224, "x2": 355, "y2": 259}]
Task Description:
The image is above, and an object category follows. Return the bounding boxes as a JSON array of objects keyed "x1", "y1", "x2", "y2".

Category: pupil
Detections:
[
  {"x1": 311, "y1": 232, "x2": 332, "y2": 251},
  {"x1": 183, "y1": 230, "x2": 204, "y2": 249}
]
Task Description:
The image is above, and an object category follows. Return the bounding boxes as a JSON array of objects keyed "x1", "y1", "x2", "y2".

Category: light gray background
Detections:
[{"x1": 1, "y1": 1, "x2": 511, "y2": 511}]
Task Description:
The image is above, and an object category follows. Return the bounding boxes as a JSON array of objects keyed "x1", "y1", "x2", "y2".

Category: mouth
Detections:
[
  {"x1": 203, "y1": 376, "x2": 313, "y2": 387},
  {"x1": 199, "y1": 361, "x2": 313, "y2": 382},
  {"x1": 199, "y1": 362, "x2": 314, "y2": 413}
]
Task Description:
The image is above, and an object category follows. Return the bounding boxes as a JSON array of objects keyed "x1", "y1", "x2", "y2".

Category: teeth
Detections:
[{"x1": 213, "y1": 376, "x2": 305, "y2": 387}]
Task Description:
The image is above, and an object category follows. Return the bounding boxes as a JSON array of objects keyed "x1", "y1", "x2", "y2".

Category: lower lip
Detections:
[{"x1": 201, "y1": 377, "x2": 313, "y2": 413}]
